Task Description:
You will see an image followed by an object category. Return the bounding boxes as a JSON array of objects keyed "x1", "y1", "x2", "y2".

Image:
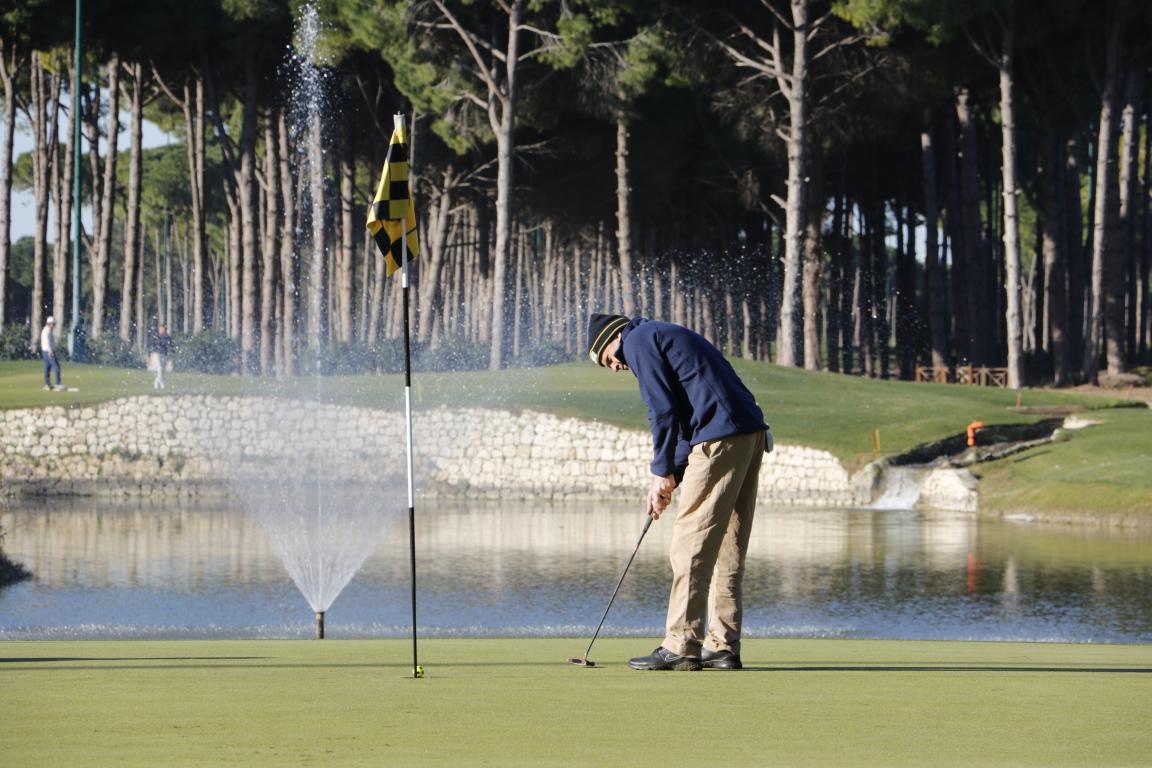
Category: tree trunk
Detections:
[
  {"x1": 615, "y1": 114, "x2": 636, "y2": 318},
  {"x1": 226, "y1": 194, "x2": 241, "y2": 339},
  {"x1": 896, "y1": 205, "x2": 917, "y2": 380},
  {"x1": 160, "y1": 72, "x2": 210, "y2": 332},
  {"x1": 921, "y1": 116, "x2": 948, "y2": 368},
  {"x1": 1141, "y1": 107, "x2": 1152, "y2": 363},
  {"x1": 801, "y1": 153, "x2": 822, "y2": 370},
  {"x1": 776, "y1": 0, "x2": 810, "y2": 367},
  {"x1": 278, "y1": 110, "x2": 297, "y2": 376},
  {"x1": 942, "y1": 109, "x2": 968, "y2": 363},
  {"x1": 1085, "y1": 16, "x2": 1122, "y2": 382},
  {"x1": 154, "y1": 221, "x2": 163, "y2": 332},
  {"x1": 239, "y1": 56, "x2": 258, "y2": 373},
  {"x1": 869, "y1": 198, "x2": 887, "y2": 378},
  {"x1": 1039, "y1": 137, "x2": 1070, "y2": 386},
  {"x1": 84, "y1": 81, "x2": 100, "y2": 256},
  {"x1": 137, "y1": 220, "x2": 146, "y2": 349},
  {"x1": 119, "y1": 62, "x2": 144, "y2": 343},
  {"x1": 1064, "y1": 137, "x2": 1086, "y2": 379},
  {"x1": 998, "y1": 25, "x2": 1024, "y2": 388},
  {"x1": 487, "y1": 0, "x2": 525, "y2": 370},
  {"x1": 52, "y1": 48, "x2": 76, "y2": 332},
  {"x1": 29, "y1": 53, "x2": 51, "y2": 347},
  {"x1": 89, "y1": 55, "x2": 120, "y2": 339},
  {"x1": 826, "y1": 172, "x2": 846, "y2": 372},
  {"x1": 512, "y1": 231, "x2": 525, "y2": 356},
  {"x1": 956, "y1": 87, "x2": 990, "y2": 365},
  {"x1": 261, "y1": 119, "x2": 279, "y2": 374},
  {"x1": 337, "y1": 124, "x2": 354, "y2": 344},
  {"x1": 1032, "y1": 224, "x2": 1045, "y2": 356},
  {"x1": 0, "y1": 39, "x2": 17, "y2": 332},
  {"x1": 306, "y1": 108, "x2": 325, "y2": 356},
  {"x1": 1113, "y1": 64, "x2": 1141, "y2": 374},
  {"x1": 418, "y1": 168, "x2": 455, "y2": 345},
  {"x1": 838, "y1": 209, "x2": 854, "y2": 373},
  {"x1": 851, "y1": 214, "x2": 867, "y2": 375}
]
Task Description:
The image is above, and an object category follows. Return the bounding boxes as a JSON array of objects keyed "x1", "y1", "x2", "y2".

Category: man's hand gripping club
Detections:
[{"x1": 647, "y1": 474, "x2": 677, "y2": 519}]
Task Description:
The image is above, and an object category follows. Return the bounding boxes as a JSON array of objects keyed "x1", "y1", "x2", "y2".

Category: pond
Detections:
[{"x1": 1, "y1": 497, "x2": 1150, "y2": 643}]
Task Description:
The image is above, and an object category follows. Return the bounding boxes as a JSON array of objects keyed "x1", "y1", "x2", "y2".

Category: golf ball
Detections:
[{"x1": 415, "y1": 665, "x2": 425, "y2": 678}]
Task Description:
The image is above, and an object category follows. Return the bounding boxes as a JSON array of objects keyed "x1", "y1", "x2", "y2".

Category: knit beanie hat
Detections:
[{"x1": 586, "y1": 313, "x2": 629, "y2": 365}]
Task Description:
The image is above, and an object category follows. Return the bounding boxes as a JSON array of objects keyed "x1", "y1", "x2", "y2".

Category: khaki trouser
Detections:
[{"x1": 662, "y1": 430, "x2": 765, "y2": 657}]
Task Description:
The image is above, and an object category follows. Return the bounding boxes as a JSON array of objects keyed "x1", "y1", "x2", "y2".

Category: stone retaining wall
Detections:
[{"x1": 0, "y1": 396, "x2": 972, "y2": 509}]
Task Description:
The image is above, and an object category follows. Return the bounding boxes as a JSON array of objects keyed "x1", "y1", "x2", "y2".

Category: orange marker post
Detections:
[{"x1": 967, "y1": 421, "x2": 984, "y2": 447}]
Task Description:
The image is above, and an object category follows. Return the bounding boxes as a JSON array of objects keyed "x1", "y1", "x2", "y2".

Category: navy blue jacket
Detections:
[{"x1": 618, "y1": 318, "x2": 768, "y2": 478}]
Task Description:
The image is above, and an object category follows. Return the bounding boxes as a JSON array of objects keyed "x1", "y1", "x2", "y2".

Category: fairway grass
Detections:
[{"x1": 2, "y1": 638, "x2": 1149, "y2": 767}]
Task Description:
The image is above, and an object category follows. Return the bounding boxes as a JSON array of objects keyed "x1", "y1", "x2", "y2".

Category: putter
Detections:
[{"x1": 567, "y1": 513, "x2": 654, "y2": 667}]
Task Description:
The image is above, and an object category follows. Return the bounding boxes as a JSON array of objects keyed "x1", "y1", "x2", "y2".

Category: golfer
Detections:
[
  {"x1": 40, "y1": 316, "x2": 63, "y2": 391},
  {"x1": 587, "y1": 313, "x2": 771, "y2": 671}
]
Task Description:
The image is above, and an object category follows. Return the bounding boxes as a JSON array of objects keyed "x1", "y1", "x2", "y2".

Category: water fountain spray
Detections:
[{"x1": 217, "y1": 4, "x2": 399, "y2": 639}]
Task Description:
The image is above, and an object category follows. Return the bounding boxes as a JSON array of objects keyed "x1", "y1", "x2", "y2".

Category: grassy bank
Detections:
[
  {"x1": 1, "y1": 359, "x2": 1147, "y2": 519},
  {"x1": 1, "y1": 638, "x2": 1149, "y2": 768},
  {"x1": 975, "y1": 405, "x2": 1152, "y2": 522}
]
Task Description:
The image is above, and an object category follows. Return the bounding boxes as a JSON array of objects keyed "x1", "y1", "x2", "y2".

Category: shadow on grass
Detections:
[
  {"x1": 0, "y1": 658, "x2": 429, "y2": 672},
  {"x1": 742, "y1": 664, "x2": 1152, "y2": 673},
  {"x1": 4, "y1": 658, "x2": 1149, "y2": 674},
  {"x1": 0, "y1": 656, "x2": 269, "y2": 664}
]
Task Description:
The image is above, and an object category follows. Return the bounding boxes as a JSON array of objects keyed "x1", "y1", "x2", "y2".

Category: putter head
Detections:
[{"x1": 566, "y1": 656, "x2": 595, "y2": 667}]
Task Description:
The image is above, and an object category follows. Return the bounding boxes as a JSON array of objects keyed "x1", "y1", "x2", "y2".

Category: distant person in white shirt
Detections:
[
  {"x1": 40, "y1": 316, "x2": 63, "y2": 391},
  {"x1": 150, "y1": 324, "x2": 172, "y2": 390}
]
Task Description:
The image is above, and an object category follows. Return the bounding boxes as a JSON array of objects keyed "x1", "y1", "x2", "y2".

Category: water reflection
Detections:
[{"x1": 1, "y1": 497, "x2": 1149, "y2": 642}]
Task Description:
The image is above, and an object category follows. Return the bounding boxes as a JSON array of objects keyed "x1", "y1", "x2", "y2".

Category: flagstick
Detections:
[{"x1": 397, "y1": 113, "x2": 419, "y2": 680}]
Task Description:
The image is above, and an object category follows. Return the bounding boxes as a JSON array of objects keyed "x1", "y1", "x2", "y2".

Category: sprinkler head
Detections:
[
  {"x1": 315, "y1": 611, "x2": 325, "y2": 639},
  {"x1": 566, "y1": 657, "x2": 596, "y2": 667}
]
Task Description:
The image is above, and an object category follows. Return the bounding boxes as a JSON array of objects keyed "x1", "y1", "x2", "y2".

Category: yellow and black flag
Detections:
[{"x1": 367, "y1": 120, "x2": 420, "y2": 277}]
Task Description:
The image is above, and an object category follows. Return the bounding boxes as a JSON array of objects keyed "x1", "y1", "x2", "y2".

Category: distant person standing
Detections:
[
  {"x1": 151, "y1": 324, "x2": 172, "y2": 390},
  {"x1": 40, "y1": 316, "x2": 63, "y2": 391}
]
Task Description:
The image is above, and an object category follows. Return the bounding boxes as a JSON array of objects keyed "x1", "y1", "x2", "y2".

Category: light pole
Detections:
[{"x1": 68, "y1": 0, "x2": 82, "y2": 360}]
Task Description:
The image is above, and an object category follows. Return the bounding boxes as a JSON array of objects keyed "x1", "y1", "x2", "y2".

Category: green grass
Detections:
[
  {"x1": 2, "y1": 359, "x2": 1148, "y2": 518},
  {"x1": 976, "y1": 406, "x2": 1152, "y2": 521},
  {"x1": 1, "y1": 638, "x2": 1149, "y2": 767}
]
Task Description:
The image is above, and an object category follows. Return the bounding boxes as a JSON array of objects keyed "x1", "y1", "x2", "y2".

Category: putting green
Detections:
[{"x1": 2, "y1": 638, "x2": 1149, "y2": 767}]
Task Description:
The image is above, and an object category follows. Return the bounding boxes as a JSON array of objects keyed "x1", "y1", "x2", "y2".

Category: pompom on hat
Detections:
[{"x1": 586, "y1": 313, "x2": 629, "y2": 365}]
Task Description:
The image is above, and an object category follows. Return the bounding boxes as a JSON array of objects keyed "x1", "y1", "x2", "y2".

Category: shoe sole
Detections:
[
  {"x1": 628, "y1": 660, "x2": 702, "y2": 671},
  {"x1": 702, "y1": 661, "x2": 743, "y2": 670}
]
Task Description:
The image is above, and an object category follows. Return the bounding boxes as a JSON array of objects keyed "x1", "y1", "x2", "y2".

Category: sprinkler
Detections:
[{"x1": 315, "y1": 610, "x2": 325, "y2": 639}]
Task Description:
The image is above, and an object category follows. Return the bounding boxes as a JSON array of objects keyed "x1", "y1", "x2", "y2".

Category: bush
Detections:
[
  {"x1": 0, "y1": 323, "x2": 34, "y2": 361},
  {"x1": 416, "y1": 335, "x2": 489, "y2": 372},
  {"x1": 85, "y1": 334, "x2": 142, "y2": 368},
  {"x1": 172, "y1": 330, "x2": 238, "y2": 374},
  {"x1": 0, "y1": 525, "x2": 32, "y2": 587}
]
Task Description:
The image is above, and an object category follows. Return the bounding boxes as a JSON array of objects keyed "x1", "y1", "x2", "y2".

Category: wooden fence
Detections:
[{"x1": 914, "y1": 365, "x2": 1009, "y2": 387}]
